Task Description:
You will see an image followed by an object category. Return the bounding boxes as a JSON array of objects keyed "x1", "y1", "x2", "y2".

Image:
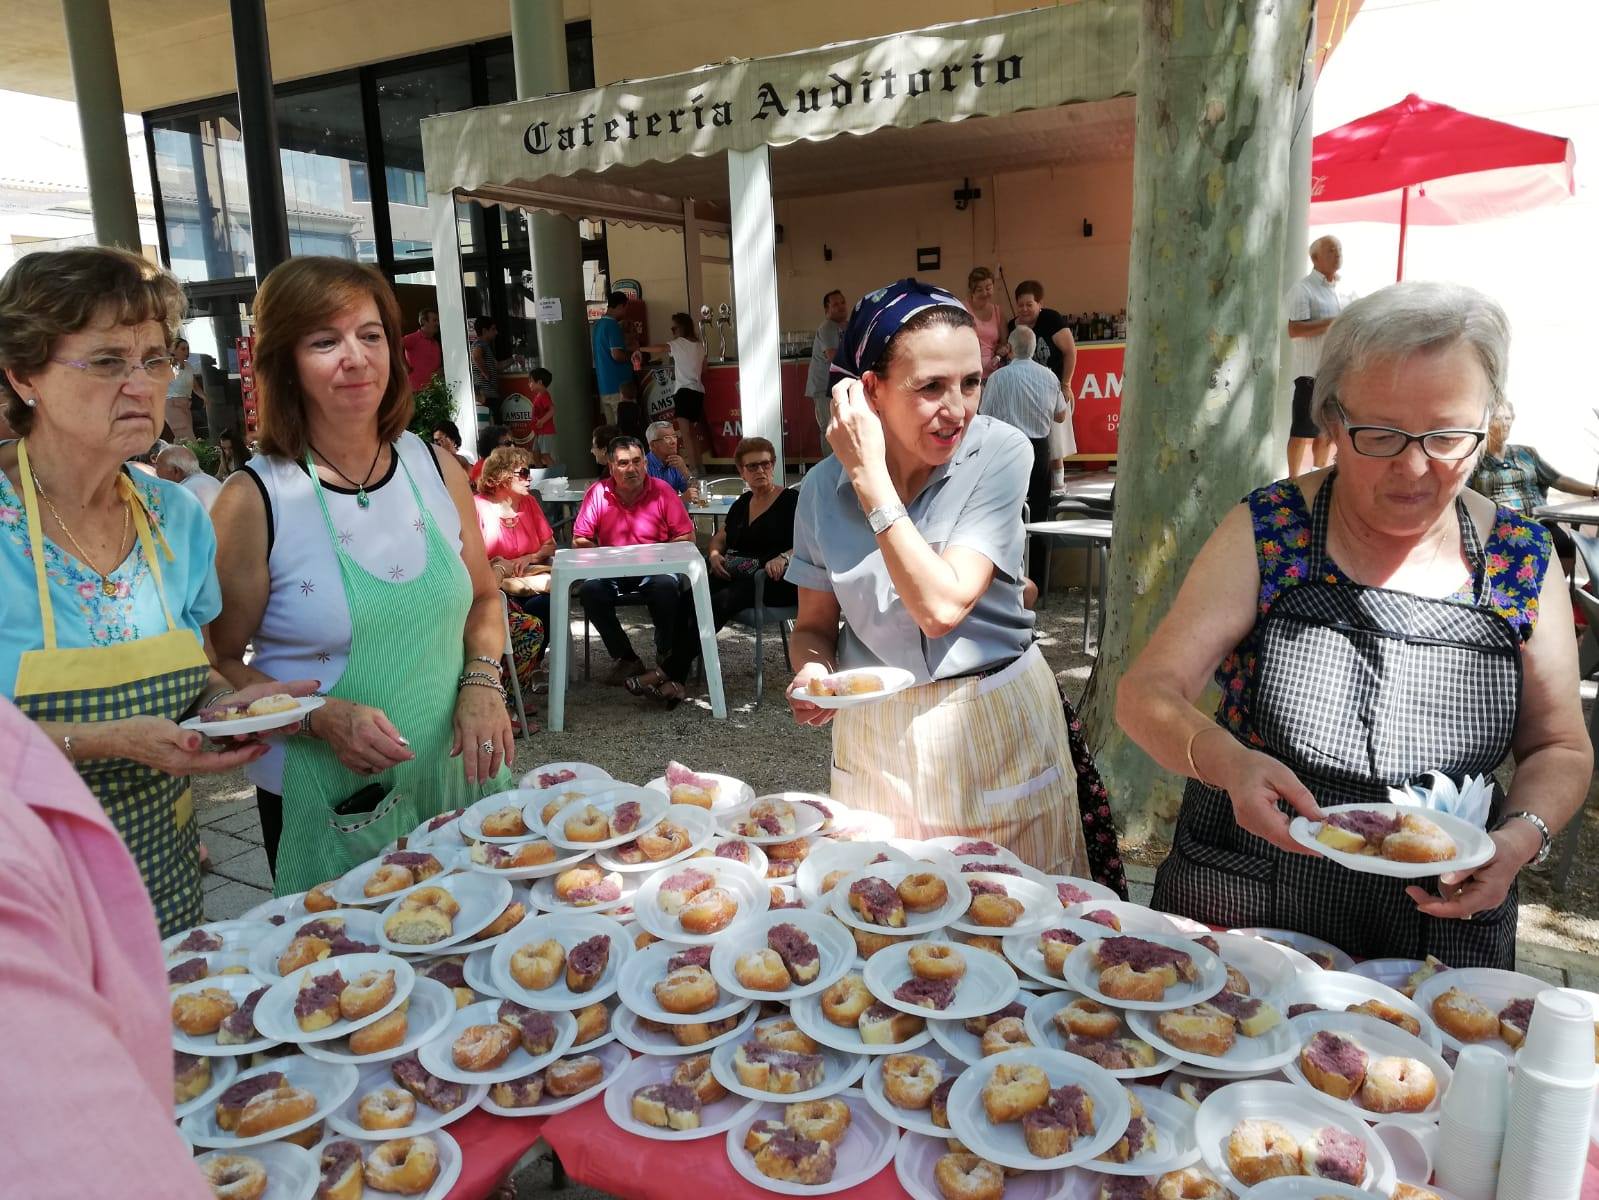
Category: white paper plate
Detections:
[
  {"x1": 460, "y1": 946, "x2": 500, "y2": 999},
  {"x1": 1290, "y1": 803, "x2": 1496, "y2": 878},
  {"x1": 528, "y1": 865, "x2": 638, "y2": 916},
  {"x1": 546, "y1": 785, "x2": 671, "y2": 851},
  {"x1": 716, "y1": 796, "x2": 828, "y2": 844},
  {"x1": 1075, "y1": 1083, "x2": 1200, "y2": 1176},
  {"x1": 459, "y1": 839, "x2": 590, "y2": 883},
  {"x1": 182, "y1": 695, "x2": 323, "y2": 737},
  {"x1": 1044, "y1": 876, "x2": 1122, "y2": 907},
  {"x1": 644, "y1": 770, "x2": 756, "y2": 812},
  {"x1": 328, "y1": 847, "x2": 465, "y2": 909},
  {"x1": 944, "y1": 1047, "x2": 1130, "y2": 1171},
  {"x1": 415, "y1": 998, "x2": 576, "y2": 1085},
  {"x1": 458, "y1": 789, "x2": 546, "y2": 844},
  {"x1": 1063, "y1": 933, "x2": 1227, "y2": 1013},
  {"x1": 253, "y1": 953, "x2": 415, "y2": 1045},
  {"x1": 1192, "y1": 1079, "x2": 1396, "y2": 1195},
  {"x1": 488, "y1": 911, "x2": 632, "y2": 1010},
  {"x1": 616, "y1": 939, "x2": 752, "y2": 1025},
  {"x1": 602, "y1": 1052, "x2": 763, "y2": 1141},
  {"x1": 725, "y1": 1087, "x2": 899, "y2": 1195},
  {"x1": 829, "y1": 809, "x2": 899, "y2": 843},
  {"x1": 174, "y1": 1052, "x2": 239, "y2": 1122},
  {"x1": 299, "y1": 977, "x2": 457, "y2": 1065},
  {"x1": 1023, "y1": 990, "x2": 1177, "y2": 1080},
  {"x1": 595, "y1": 804, "x2": 716, "y2": 872},
  {"x1": 180, "y1": 1054, "x2": 359, "y2": 1149},
  {"x1": 1242, "y1": 1180, "x2": 1380, "y2": 1199},
  {"x1": 788, "y1": 666, "x2": 917, "y2": 709},
  {"x1": 1188, "y1": 931, "x2": 1302, "y2": 1005},
  {"x1": 325, "y1": 1057, "x2": 486, "y2": 1138},
  {"x1": 1229, "y1": 927, "x2": 1355, "y2": 973},
  {"x1": 862, "y1": 939, "x2": 1020, "y2": 1022},
  {"x1": 311, "y1": 1128, "x2": 463, "y2": 1200},
  {"x1": 830, "y1": 862, "x2": 970, "y2": 938},
  {"x1": 894, "y1": 1130, "x2": 1070, "y2": 1200},
  {"x1": 193, "y1": 1141, "x2": 317, "y2": 1200},
  {"x1": 1061, "y1": 900, "x2": 1180, "y2": 938},
  {"x1": 709, "y1": 909, "x2": 857, "y2": 1002},
  {"x1": 165, "y1": 919, "x2": 275, "y2": 959},
  {"x1": 170, "y1": 973, "x2": 280, "y2": 1057},
  {"x1": 401, "y1": 810, "x2": 467, "y2": 851},
  {"x1": 926, "y1": 992, "x2": 1042, "y2": 1066},
  {"x1": 432, "y1": 884, "x2": 538, "y2": 955},
  {"x1": 1126, "y1": 1003, "x2": 1299, "y2": 1074},
  {"x1": 247, "y1": 910, "x2": 385, "y2": 978},
  {"x1": 479, "y1": 1040, "x2": 631, "y2": 1116},
  {"x1": 523, "y1": 778, "x2": 623, "y2": 832},
  {"x1": 946, "y1": 872, "x2": 1063, "y2": 937},
  {"x1": 1160, "y1": 1069, "x2": 1288, "y2": 1106},
  {"x1": 612, "y1": 1000, "x2": 758, "y2": 1057},
  {"x1": 518, "y1": 761, "x2": 611, "y2": 791},
  {"x1": 920, "y1": 835, "x2": 1027, "y2": 866},
  {"x1": 1285, "y1": 970, "x2": 1442, "y2": 1052},
  {"x1": 1001, "y1": 920, "x2": 1106, "y2": 992},
  {"x1": 797, "y1": 842, "x2": 913, "y2": 909},
  {"x1": 1283, "y1": 1010, "x2": 1452, "y2": 1126},
  {"x1": 372, "y1": 872, "x2": 513, "y2": 953},
  {"x1": 1347, "y1": 957, "x2": 1427, "y2": 993},
  {"x1": 861, "y1": 1048, "x2": 966, "y2": 1136},
  {"x1": 242, "y1": 893, "x2": 311, "y2": 926},
  {"x1": 710, "y1": 1034, "x2": 869, "y2": 1104},
  {"x1": 631, "y1": 857, "x2": 770, "y2": 945},
  {"x1": 789, "y1": 988, "x2": 935, "y2": 1057},
  {"x1": 1411, "y1": 966, "x2": 1554, "y2": 1060}
]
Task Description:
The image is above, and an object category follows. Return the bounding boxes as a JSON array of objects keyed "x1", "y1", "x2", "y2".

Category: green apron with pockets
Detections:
[
  {"x1": 11, "y1": 441, "x2": 210, "y2": 937},
  {"x1": 272, "y1": 448, "x2": 510, "y2": 895}
]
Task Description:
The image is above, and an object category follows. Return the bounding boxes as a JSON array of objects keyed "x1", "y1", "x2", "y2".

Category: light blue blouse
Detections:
[
  {"x1": 0, "y1": 459, "x2": 221, "y2": 697},
  {"x1": 785, "y1": 414, "x2": 1035, "y2": 683}
]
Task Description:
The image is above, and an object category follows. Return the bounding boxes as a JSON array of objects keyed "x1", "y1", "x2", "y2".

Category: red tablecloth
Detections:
[{"x1": 442, "y1": 1109, "x2": 549, "y2": 1199}]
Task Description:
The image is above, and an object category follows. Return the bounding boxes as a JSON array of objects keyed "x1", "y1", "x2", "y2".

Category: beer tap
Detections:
[
  {"x1": 717, "y1": 302, "x2": 736, "y2": 361},
  {"x1": 698, "y1": 305, "x2": 716, "y2": 361}
]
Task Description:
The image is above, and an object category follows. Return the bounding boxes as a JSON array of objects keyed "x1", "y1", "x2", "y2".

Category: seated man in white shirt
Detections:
[{"x1": 154, "y1": 444, "x2": 223, "y2": 513}]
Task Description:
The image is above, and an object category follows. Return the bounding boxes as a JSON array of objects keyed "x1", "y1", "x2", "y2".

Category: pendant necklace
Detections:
[
  {"x1": 31, "y1": 462, "x2": 130, "y2": 597},
  {"x1": 310, "y1": 440, "x2": 385, "y2": 509}
]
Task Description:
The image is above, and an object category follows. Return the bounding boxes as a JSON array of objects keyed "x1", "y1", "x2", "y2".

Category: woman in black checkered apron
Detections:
[{"x1": 1119, "y1": 283, "x2": 1592, "y2": 968}]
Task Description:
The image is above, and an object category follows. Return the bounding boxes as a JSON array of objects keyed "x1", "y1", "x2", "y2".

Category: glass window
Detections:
[
  {"x1": 275, "y1": 79, "x2": 374, "y2": 262},
  {"x1": 149, "y1": 108, "x2": 254, "y2": 283},
  {"x1": 374, "y1": 60, "x2": 474, "y2": 263}
]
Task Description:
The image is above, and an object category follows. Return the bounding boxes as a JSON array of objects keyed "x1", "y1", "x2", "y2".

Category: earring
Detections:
[{"x1": 24, "y1": 396, "x2": 36, "y2": 407}]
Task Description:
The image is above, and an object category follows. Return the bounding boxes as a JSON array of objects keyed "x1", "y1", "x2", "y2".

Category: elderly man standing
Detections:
[
  {"x1": 806, "y1": 289, "x2": 849, "y2": 431},
  {"x1": 154, "y1": 443, "x2": 223, "y2": 513},
  {"x1": 1286, "y1": 235, "x2": 1357, "y2": 476},
  {"x1": 645, "y1": 420, "x2": 691, "y2": 494},
  {"x1": 981, "y1": 325, "x2": 1069, "y2": 580},
  {"x1": 573, "y1": 435, "x2": 696, "y2": 682}
]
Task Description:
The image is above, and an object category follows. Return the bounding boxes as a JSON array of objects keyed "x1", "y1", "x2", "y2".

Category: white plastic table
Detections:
[
  {"x1": 546, "y1": 543, "x2": 727, "y2": 731},
  {"x1": 1535, "y1": 498, "x2": 1599, "y2": 528},
  {"x1": 1024, "y1": 518, "x2": 1113, "y2": 653}
]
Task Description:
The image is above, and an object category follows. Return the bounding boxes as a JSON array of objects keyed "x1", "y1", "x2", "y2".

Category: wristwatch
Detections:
[
  {"x1": 866, "y1": 502, "x2": 909, "y2": 536},
  {"x1": 1495, "y1": 810, "x2": 1553, "y2": 867}
]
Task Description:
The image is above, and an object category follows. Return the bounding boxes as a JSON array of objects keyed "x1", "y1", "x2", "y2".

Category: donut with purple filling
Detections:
[
  {"x1": 847, "y1": 877, "x2": 905, "y2": 927},
  {"x1": 1057, "y1": 882, "x2": 1095, "y2": 905},
  {"x1": 961, "y1": 861, "x2": 1022, "y2": 876},
  {"x1": 168, "y1": 958, "x2": 209, "y2": 987},
  {"x1": 667, "y1": 946, "x2": 713, "y2": 973},
  {"x1": 1303, "y1": 1123, "x2": 1368, "y2": 1185},
  {"x1": 714, "y1": 841, "x2": 751, "y2": 863},
  {"x1": 610, "y1": 800, "x2": 642, "y2": 835},
  {"x1": 965, "y1": 879, "x2": 1009, "y2": 897},
  {"x1": 893, "y1": 977, "x2": 958, "y2": 1011},
  {"x1": 953, "y1": 841, "x2": 1003, "y2": 856},
  {"x1": 173, "y1": 928, "x2": 224, "y2": 954}
]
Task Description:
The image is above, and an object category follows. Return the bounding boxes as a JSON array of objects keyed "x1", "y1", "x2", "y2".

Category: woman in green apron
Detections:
[
  {"x1": 211, "y1": 258, "x2": 516, "y2": 895},
  {"x1": 0, "y1": 247, "x2": 315, "y2": 936}
]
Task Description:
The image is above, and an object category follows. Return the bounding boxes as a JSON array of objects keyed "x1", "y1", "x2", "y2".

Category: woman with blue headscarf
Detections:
[{"x1": 784, "y1": 280, "x2": 1090, "y2": 876}]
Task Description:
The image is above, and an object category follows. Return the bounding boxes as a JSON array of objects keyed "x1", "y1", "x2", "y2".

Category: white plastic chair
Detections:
[{"x1": 723, "y1": 571, "x2": 797, "y2": 705}]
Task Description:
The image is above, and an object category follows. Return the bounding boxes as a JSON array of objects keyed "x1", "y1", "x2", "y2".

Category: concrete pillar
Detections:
[
  {"x1": 512, "y1": 0, "x2": 595, "y2": 477},
  {"x1": 60, "y1": 0, "x2": 141, "y2": 251},
  {"x1": 727, "y1": 145, "x2": 784, "y2": 467},
  {"x1": 229, "y1": 0, "x2": 291, "y2": 278},
  {"x1": 430, "y1": 192, "x2": 477, "y2": 449}
]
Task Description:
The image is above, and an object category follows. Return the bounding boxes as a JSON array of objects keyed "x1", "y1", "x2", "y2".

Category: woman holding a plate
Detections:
[
  {"x1": 784, "y1": 279, "x2": 1089, "y2": 877},
  {"x1": 1118, "y1": 282, "x2": 1590, "y2": 966}
]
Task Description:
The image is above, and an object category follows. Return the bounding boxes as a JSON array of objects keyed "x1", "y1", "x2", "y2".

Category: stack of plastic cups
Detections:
[
  {"x1": 1496, "y1": 989, "x2": 1598, "y2": 1200},
  {"x1": 1436, "y1": 1044, "x2": 1510, "y2": 1200}
]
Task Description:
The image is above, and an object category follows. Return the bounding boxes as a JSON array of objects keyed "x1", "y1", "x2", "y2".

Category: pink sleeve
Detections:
[
  {"x1": 525, "y1": 497, "x2": 555, "y2": 547},
  {"x1": 473, "y1": 496, "x2": 501, "y2": 558},
  {"x1": 661, "y1": 483, "x2": 694, "y2": 539},
  {"x1": 572, "y1": 483, "x2": 604, "y2": 542}
]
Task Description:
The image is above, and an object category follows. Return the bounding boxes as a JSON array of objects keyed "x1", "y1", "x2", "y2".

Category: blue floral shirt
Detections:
[{"x1": 0, "y1": 461, "x2": 222, "y2": 697}]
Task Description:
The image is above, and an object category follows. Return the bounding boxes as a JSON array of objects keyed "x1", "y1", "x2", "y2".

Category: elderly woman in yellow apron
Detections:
[
  {"x1": 211, "y1": 258, "x2": 514, "y2": 896},
  {"x1": 0, "y1": 248, "x2": 314, "y2": 936},
  {"x1": 785, "y1": 279, "x2": 1089, "y2": 876}
]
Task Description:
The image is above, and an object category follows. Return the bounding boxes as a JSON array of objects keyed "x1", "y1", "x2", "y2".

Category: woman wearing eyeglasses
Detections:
[
  {"x1": 1118, "y1": 282, "x2": 1590, "y2": 967},
  {"x1": 0, "y1": 247, "x2": 313, "y2": 935},
  {"x1": 475, "y1": 446, "x2": 554, "y2": 714}
]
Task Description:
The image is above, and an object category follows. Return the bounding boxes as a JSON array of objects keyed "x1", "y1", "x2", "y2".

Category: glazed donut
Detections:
[
  {"x1": 399, "y1": 885, "x2": 460, "y2": 917},
  {"x1": 679, "y1": 887, "x2": 738, "y2": 935},
  {"x1": 735, "y1": 949, "x2": 792, "y2": 992},
  {"x1": 1382, "y1": 812, "x2": 1456, "y2": 863},
  {"x1": 236, "y1": 1084, "x2": 318, "y2": 1137},
  {"x1": 1155, "y1": 1166, "x2": 1229, "y2": 1199},
  {"x1": 480, "y1": 806, "x2": 527, "y2": 838},
  {"x1": 510, "y1": 940, "x2": 566, "y2": 990},
  {"x1": 473, "y1": 900, "x2": 527, "y2": 941},
  {"x1": 383, "y1": 906, "x2": 452, "y2": 947},
  {"x1": 1360, "y1": 1055, "x2": 1438, "y2": 1113},
  {"x1": 1157, "y1": 1007, "x2": 1237, "y2": 1058},
  {"x1": 1432, "y1": 986, "x2": 1499, "y2": 1041},
  {"x1": 1226, "y1": 1117, "x2": 1302, "y2": 1185},
  {"x1": 1061, "y1": 998, "x2": 1122, "y2": 1039},
  {"x1": 980, "y1": 1016, "x2": 1032, "y2": 1057},
  {"x1": 545, "y1": 1054, "x2": 605, "y2": 1097},
  {"x1": 785, "y1": 1098, "x2": 853, "y2": 1144},
  {"x1": 820, "y1": 973, "x2": 873, "y2": 1027},
  {"x1": 1099, "y1": 962, "x2": 1166, "y2": 1002},
  {"x1": 909, "y1": 943, "x2": 967, "y2": 982},
  {"x1": 753, "y1": 1133, "x2": 837, "y2": 1185},
  {"x1": 753, "y1": 1018, "x2": 819, "y2": 1055},
  {"x1": 364, "y1": 1137, "x2": 441, "y2": 1195},
  {"x1": 277, "y1": 935, "x2": 332, "y2": 975},
  {"x1": 201, "y1": 1155, "x2": 268, "y2": 1200},
  {"x1": 897, "y1": 872, "x2": 949, "y2": 913},
  {"x1": 968, "y1": 894, "x2": 1026, "y2": 928},
  {"x1": 572, "y1": 1002, "x2": 610, "y2": 1046},
  {"x1": 172, "y1": 987, "x2": 237, "y2": 1036},
  {"x1": 959, "y1": 934, "x2": 1007, "y2": 959},
  {"x1": 358, "y1": 1085, "x2": 417, "y2": 1130},
  {"x1": 850, "y1": 925, "x2": 907, "y2": 958},
  {"x1": 349, "y1": 1003, "x2": 410, "y2": 1054},
  {"x1": 859, "y1": 1003, "x2": 925, "y2": 1045},
  {"x1": 672, "y1": 1053, "x2": 728, "y2": 1104},
  {"x1": 638, "y1": 821, "x2": 693, "y2": 861},
  {"x1": 452, "y1": 1023, "x2": 518, "y2": 1071},
  {"x1": 563, "y1": 804, "x2": 611, "y2": 843},
  {"x1": 340, "y1": 968, "x2": 397, "y2": 1020},
  {"x1": 1346, "y1": 998, "x2": 1422, "y2": 1036},
  {"x1": 654, "y1": 965, "x2": 720, "y2": 1014},
  {"x1": 820, "y1": 869, "x2": 851, "y2": 895},
  {"x1": 882, "y1": 1053, "x2": 942, "y2": 1109},
  {"x1": 981, "y1": 1062, "x2": 1050, "y2": 1122},
  {"x1": 304, "y1": 883, "x2": 339, "y2": 913},
  {"x1": 934, "y1": 1153, "x2": 1004, "y2": 1200},
  {"x1": 364, "y1": 864, "x2": 415, "y2": 897}
]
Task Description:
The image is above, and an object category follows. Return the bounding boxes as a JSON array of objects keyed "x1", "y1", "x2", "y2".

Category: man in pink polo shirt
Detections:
[
  {"x1": 573, "y1": 434, "x2": 696, "y2": 682},
  {"x1": 402, "y1": 307, "x2": 443, "y2": 392}
]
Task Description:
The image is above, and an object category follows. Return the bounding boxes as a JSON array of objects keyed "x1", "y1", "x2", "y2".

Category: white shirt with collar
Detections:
[{"x1": 1287, "y1": 269, "x2": 1358, "y2": 380}]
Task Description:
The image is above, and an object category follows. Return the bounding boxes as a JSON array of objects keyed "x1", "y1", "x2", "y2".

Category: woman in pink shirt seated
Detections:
[
  {"x1": 0, "y1": 694, "x2": 211, "y2": 1197},
  {"x1": 474, "y1": 446, "x2": 555, "y2": 711}
]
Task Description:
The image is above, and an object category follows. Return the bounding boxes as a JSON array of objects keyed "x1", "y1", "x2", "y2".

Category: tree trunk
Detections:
[{"x1": 1080, "y1": 0, "x2": 1315, "y2": 846}]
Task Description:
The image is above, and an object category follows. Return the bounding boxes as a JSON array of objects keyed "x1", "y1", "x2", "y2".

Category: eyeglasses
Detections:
[
  {"x1": 739, "y1": 459, "x2": 775, "y2": 472},
  {"x1": 51, "y1": 354, "x2": 178, "y2": 383},
  {"x1": 1332, "y1": 402, "x2": 1488, "y2": 462}
]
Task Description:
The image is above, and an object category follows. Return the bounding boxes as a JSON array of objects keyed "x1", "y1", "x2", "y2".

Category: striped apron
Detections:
[
  {"x1": 830, "y1": 644, "x2": 1089, "y2": 876},
  {"x1": 11, "y1": 442, "x2": 210, "y2": 937},
  {"x1": 271, "y1": 451, "x2": 510, "y2": 895}
]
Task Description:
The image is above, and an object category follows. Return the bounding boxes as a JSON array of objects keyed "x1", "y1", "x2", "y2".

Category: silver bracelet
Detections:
[{"x1": 467, "y1": 654, "x2": 501, "y2": 671}]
